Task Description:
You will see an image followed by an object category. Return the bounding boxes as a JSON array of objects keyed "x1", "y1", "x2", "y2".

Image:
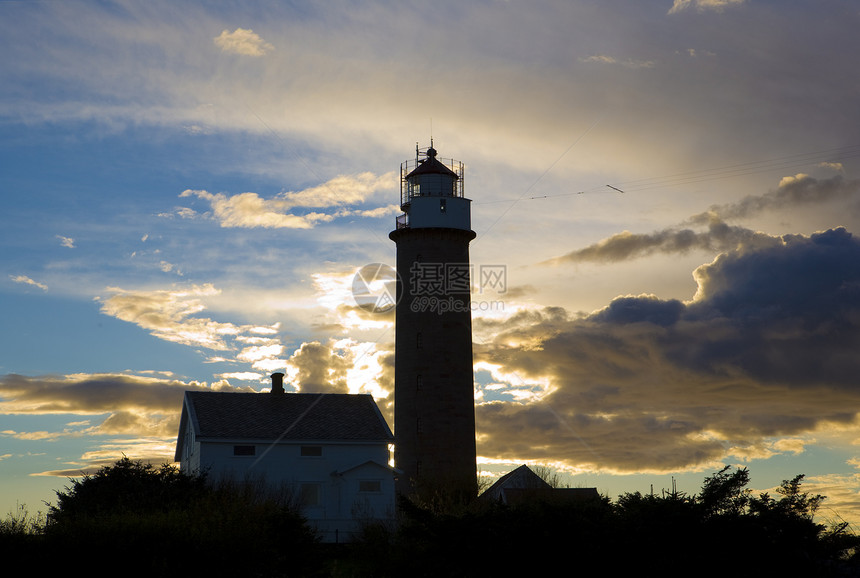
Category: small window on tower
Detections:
[
  {"x1": 416, "y1": 375, "x2": 423, "y2": 390},
  {"x1": 440, "y1": 199, "x2": 447, "y2": 213},
  {"x1": 301, "y1": 445, "x2": 323, "y2": 457},
  {"x1": 233, "y1": 445, "x2": 255, "y2": 456},
  {"x1": 416, "y1": 332, "x2": 423, "y2": 349}
]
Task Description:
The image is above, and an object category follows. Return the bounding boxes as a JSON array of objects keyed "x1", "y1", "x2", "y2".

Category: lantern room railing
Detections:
[{"x1": 400, "y1": 157, "x2": 464, "y2": 208}]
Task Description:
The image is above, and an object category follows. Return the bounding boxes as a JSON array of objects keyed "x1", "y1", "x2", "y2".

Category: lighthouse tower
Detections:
[{"x1": 389, "y1": 143, "x2": 477, "y2": 501}]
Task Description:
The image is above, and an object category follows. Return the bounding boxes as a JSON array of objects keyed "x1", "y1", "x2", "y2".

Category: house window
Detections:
[
  {"x1": 301, "y1": 445, "x2": 322, "y2": 457},
  {"x1": 233, "y1": 445, "x2": 255, "y2": 456},
  {"x1": 300, "y1": 483, "x2": 322, "y2": 506},
  {"x1": 359, "y1": 480, "x2": 382, "y2": 493}
]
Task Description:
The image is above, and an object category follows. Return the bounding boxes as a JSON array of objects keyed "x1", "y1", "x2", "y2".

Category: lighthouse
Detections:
[{"x1": 389, "y1": 143, "x2": 477, "y2": 501}]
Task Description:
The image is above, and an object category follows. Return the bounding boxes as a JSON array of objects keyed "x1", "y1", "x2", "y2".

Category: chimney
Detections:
[{"x1": 270, "y1": 372, "x2": 285, "y2": 394}]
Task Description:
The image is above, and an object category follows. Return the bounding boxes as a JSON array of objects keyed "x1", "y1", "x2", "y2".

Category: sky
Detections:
[{"x1": 2, "y1": 0, "x2": 860, "y2": 524}]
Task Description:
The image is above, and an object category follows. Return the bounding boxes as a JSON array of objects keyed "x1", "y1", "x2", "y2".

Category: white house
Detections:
[{"x1": 174, "y1": 375, "x2": 397, "y2": 543}]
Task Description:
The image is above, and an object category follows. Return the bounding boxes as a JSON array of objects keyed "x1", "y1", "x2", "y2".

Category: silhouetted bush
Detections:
[
  {"x1": 39, "y1": 458, "x2": 322, "y2": 577},
  {"x1": 5, "y1": 461, "x2": 860, "y2": 577},
  {"x1": 47, "y1": 456, "x2": 207, "y2": 525},
  {"x1": 338, "y1": 467, "x2": 860, "y2": 577}
]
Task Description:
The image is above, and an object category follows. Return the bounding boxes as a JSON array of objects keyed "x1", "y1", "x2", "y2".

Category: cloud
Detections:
[
  {"x1": 9, "y1": 275, "x2": 48, "y2": 291},
  {"x1": 56, "y1": 235, "x2": 75, "y2": 248},
  {"x1": 543, "y1": 219, "x2": 775, "y2": 264},
  {"x1": 0, "y1": 372, "x2": 255, "y2": 474},
  {"x1": 99, "y1": 284, "x2": 238, "y2": 350},
  {"x1": 236, "y1": 342, "x2": 285, "y2": 372},
  {"x1": 578, "y1": 54, "x2": 656, "y2": 69},
  {"x1": 283, "y1": 338, "x2": 393, "y2": 418},
  {"x1": 0, "y1": 372, "x2": 204, "y2": 416},
  {"x1": 32, "y1": 435, "x2": 187, "y2": 478},
  {"x1": 179, "y1": 190, "x2": 333, "y2": 229},
  {"x1": 97, "y1": 284, "x2": 283, "y2": 358},
  {"x1": 668, "y1": 0, "x2": 745, "y2": 14},
  {"x1": 545, "y1": 174, "x2": 860, "y2": 265},
  {"x1": 213, "y1": 28, "x2": 273, "y2": 56},
  {"x1": 690, "y1": 174, "x2": 860, "y2": 224},
  {"x1": 219, "y1": 372, "x2": 264, "y2": 382},
  {"x1": 178, "y1": 172, "x2": 395, "y2": 229},
  {"x1": 475, "y1": 228, "x2": 860, "y2": 473},
  {"x1": 285, "y1": 341, "x2": 352, "y2": 394},
  {"x1": 278, "y1": 172, "x2": 396, "y2": 209},
  {"x1": 159, "y1": 261, "x2": 181, "y2": 274},
  {"x1": 0, "y1": 373, "x2": 228, "y2": 450}
]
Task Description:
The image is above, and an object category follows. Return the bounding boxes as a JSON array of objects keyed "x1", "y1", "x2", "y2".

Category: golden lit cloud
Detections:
[
  {"x1": 97, "y1": 285, "x2": 284, "y2": 364},
  {"x1": 10, "y1": 274, "x2": 48, "y2": 291},
  {"x1": 213, "y1": 28, "x2": 273, "y2": 56},
  {"x1": 219, "y1": 372, "x2": 263, "y2": 381},
  {"x1": 99, "y1": 284, "x2": 239, "y2": 349},
  {"x1": 179, "y1": 189, "x2": 333, "y2": 229},
  {"x1": 278, "y1": 172, "x2": 396, "y2": 209},
  {"x1": 177, "y1": 173, "x2": 396, "y2": 230}
]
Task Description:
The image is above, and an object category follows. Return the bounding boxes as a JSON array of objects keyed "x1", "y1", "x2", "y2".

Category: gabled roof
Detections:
[
  {"x1": 332, "y1": 460, "x2": 401, "y2": 477},
  {"x1": 175, "y1": 391, "x2": 393, "y2": 461},
  {"x1": 481, "y1": 465, "x2": 551, "y2": 502},
  {"x1": 480, "y1": 465, "x2": 600, "y2": 506}
]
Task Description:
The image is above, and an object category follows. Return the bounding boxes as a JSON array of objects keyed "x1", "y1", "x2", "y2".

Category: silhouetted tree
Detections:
[
  {"x1": 47, "y1": 456, "x2": 206, "y2": 525},
  {"x1": 697, "y1": 465, "x2": 751, "y2": 519}
]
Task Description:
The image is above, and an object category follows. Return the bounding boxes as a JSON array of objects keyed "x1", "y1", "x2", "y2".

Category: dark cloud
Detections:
[
  {"x1": 476, "y1": 228, "x2": 860, "y2": 472},
  {"x1": 591, "y1": 295, "x2": 685, "y2": 327},
  {"x1": 0, "y1": 373, "x2": 251, "y2": 441},
  {"x1": 543, "y1": 219, "x2": 774, "y2": 264},
  {"x1": 545, "y1": 175, "x2": 860, "y2": 266},
  {"x1": 690, "y1": 174, "x2": 860, "y2": 224},
  {"x1": 0, "y1": 373, "x2": 210, "y2": 415},
  {"x1": 680, "y1": 227, "x2": 860, "y2": 387}
]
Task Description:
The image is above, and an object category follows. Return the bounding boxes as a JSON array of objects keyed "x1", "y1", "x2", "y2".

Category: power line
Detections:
[{"x1": 475, "y1": 143, "x2": 860, "y2": 205}]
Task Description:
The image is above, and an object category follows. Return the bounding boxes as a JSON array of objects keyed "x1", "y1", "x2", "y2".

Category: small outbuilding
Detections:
[{"x1": 482, "y1": 464, "x2": 600, "y2": 506}]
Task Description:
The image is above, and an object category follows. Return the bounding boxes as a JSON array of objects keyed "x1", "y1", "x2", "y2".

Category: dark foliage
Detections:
[
  {"x1": 37, "y1": 458, "x2": 323, "y2": 577},
  {"x1": 47, "y1": 456, "x2": 207, "y2": 525},
  {"x1": 5, "y1": 462, "x2": 860, "y2": 577},
  {"x1": 336, "y1": 467, "x2": 860, "y2": 577}
]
